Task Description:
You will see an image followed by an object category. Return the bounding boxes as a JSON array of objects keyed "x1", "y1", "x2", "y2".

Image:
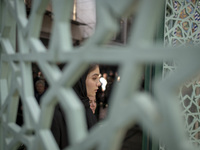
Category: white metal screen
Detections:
[{"x1": 0, "y1": 0, "x2": 200, "y2": 150}]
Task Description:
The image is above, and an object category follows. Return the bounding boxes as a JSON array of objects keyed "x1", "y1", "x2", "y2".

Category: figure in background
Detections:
[
  {"x1": 32, "y1": 63, "x2": 40, "y2": 93},
  {"x1": 88, "y1": 95, "x2": 97, "y2": 114},
  {"x1": 34, "y1": 79, "x2": 46, "y2": 104},
  {"x1": 38, "y1": 71, "x2": 49, "y2": 89},
  {"x1": 99, "y1": 73, "x2": 107, "y2": 92},
  {"x1": 98, "y1": 71, "x2": 116, "y2": 120},
  {"x1": 51, "y1": 64, "x2": 101, "y2": 149}
]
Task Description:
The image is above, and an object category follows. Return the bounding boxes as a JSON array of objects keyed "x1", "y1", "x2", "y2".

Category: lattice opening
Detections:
[
  {"x1": 32, "y1": 63, "x2": 48, "y2": 105},
  {"x1": 120, "y1": 124, "x2": 143, "y2": 150},
  {"x1": 16, "y1": 98, "x2": 24, "y2": 126}
]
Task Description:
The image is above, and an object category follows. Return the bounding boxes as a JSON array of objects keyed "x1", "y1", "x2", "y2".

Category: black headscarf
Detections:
[
  {"x1": 73, "y1": 70, "x2": 88, "y2": 101},
  {"x1": 73, "y1": 65, "x2": 98, "y2": 129},
  {"x1": 50, "y1": 65, "x2": 98, "y2": 149}
]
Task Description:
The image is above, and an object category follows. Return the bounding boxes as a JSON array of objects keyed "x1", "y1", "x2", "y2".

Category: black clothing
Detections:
[
  {"x1": 51, "y1": 99, "x2": 96, "y2": 149},
  {"x1": 81, "y1": 98, "x2": 97, "y2": 129},
  {"x1": 73, "y1": 69, "x2": 97, "y2": 129},
  {"x1": 51, "y1": 105, "x2": 68, "y2": 149},
  {"x1": 34, "y1": 92, "x2": 44, "y2": 104},
  {"x1": 51, "y1": 66, "x2": 97, "y2": 148},
  {"x1": 121, "y1": 125, "x2": 143, "y2": 150}
]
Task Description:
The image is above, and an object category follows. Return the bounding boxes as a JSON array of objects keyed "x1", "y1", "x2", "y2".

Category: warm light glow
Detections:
[
  {"x1": 73, "y1": 0, "x2": 77, "y2": 20},
  {"x1": 117, "y1": 76, "x2": 120, "y2": 81}
]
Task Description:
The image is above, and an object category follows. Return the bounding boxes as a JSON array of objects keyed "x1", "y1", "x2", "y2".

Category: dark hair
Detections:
[
  {"x1": 35, "y1": 79, "x2": 45, "y2": 87},
  {"x1": 73, "y1": 64, "x2": 99, "y2": 99},
  {"x1": 86, "y1": 64, "x2": 98, "y2": 75}
]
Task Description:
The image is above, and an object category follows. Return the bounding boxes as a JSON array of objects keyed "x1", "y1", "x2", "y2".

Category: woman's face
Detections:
[
  {"x1": 88, "y1": 96, "x2": 97, "y2": 114},
  {"x1": 86, "y1": 66, "x2": 101, "y2": 97}
]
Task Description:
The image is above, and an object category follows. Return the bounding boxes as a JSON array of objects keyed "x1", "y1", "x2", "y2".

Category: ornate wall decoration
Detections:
[{"x1": 164, "y1": 0, "x2": 200, "y2": 148}]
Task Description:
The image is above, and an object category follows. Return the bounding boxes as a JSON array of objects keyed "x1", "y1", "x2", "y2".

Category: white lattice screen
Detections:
[{"x1": 0, "y1": 0, "x2": 200, "y2": 150}]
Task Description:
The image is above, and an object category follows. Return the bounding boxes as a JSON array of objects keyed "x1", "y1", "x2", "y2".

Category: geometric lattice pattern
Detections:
[
  {"x1": 0, "y1": 0, "x2": 200, "y2": 150},
  {"x1": 165, "y1": 0, "x2": 200, "y2": 47},
  {"x1": 164, "y1": 0, "x2": 200, "y2": 147},
  {"x1": 163, "y1": 0, "x2": 200, "y2": 78},
  {"x1": 179, "y1": 76, "x2": 200, "y2": 146}
]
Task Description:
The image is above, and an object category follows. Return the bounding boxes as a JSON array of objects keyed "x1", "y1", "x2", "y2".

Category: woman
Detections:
[
  {"x1": 73, "y1": 64, "x2": 101, "y2": 128},
  {"x1": 51, "y1": 64, "x2": 101, "y2": 149}
]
